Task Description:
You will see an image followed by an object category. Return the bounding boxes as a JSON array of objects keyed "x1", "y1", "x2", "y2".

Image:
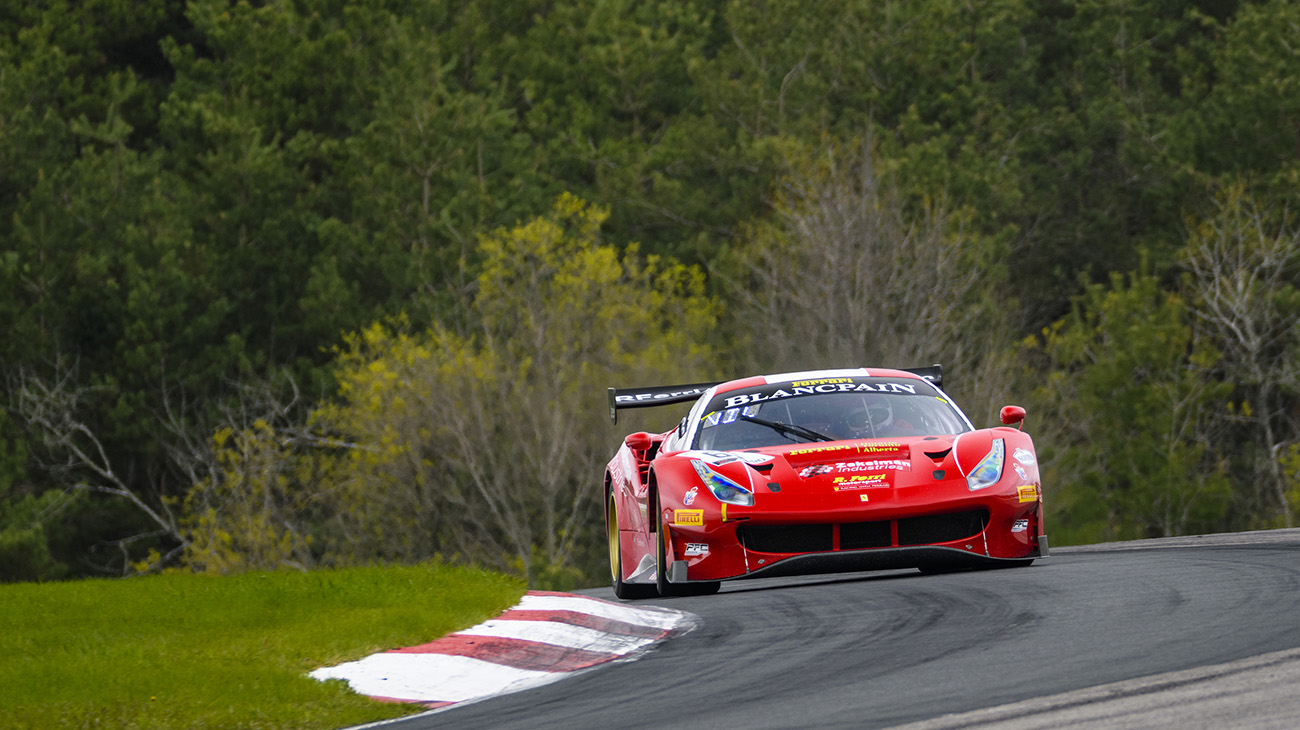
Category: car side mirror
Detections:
[
  {"x1": 999, "y1": 405, "x2": 1026, "y2": 429},
  {"x1": 624, "y1": 432, "x2": 654, "y2": 451}
]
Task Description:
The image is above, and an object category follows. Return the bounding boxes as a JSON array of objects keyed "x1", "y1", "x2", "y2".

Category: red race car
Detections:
[{"x1": 603, "y1": 366, "x2": 1047, "y2": 599}]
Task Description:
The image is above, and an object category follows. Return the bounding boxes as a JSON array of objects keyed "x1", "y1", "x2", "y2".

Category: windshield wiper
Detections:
[{"x1": 740, "y1": 415, "x2": 835, "y2": 443}]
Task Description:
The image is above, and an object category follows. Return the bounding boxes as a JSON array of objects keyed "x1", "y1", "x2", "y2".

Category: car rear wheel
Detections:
[
  {"x1": 655, "y1": 492, "x2": 721, "y2": 597},
  {"x1": 608, "y1": 490, "x2": 656, "y2": 600}
]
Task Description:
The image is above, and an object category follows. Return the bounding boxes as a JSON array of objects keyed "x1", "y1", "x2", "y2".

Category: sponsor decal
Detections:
[
  {"x1": 683, "y1": 487, "x2": 699, "y2": 506},
  {"x1": 684, "y1": 542, "x2": 709, "y2": 557},
  {"x1": 723, "y1": 382, "x2": 918, "y2": 409},
  {"x1": 615, "y1": 386, "x2": 710, "y2": 404},
  {"x1": 788, "y1": 441, "x2": 904, "y2": 457},
  {"x1": 703, "y1": 411, "x2": 721, "y2": 428},
  {"x1": 789, "y1": 377, "x2": 853, "y2": 387},
  {"x1": 681, "y1": 450, "x2": 775, "y2": 466},
  {"x1": 835, "y1": 459, "x2": 911, "y2": 473},
  {"x1": 1013, "y1": 448, "x2": 1037, "y2": 466},
  {"x1": 722, "y1": 408, "x2": 740, "y2": 424},
  {"x1": 801, "y1": 460, "x2": 910, "y2": 478},
  {"x1": 1013, "y1": 463, "x2": 1028, "y2": 480},
  {"x1": 860, "y1": 494, "x2": 870, "y2": 502},
  {"x1": 834, "y1": 474, "x2": 886, "y2": 483},
  {"x1": 673, "y1": 509, "x2": 704, "y2": 526},
  {"x1": 1012, "y1": 518, "x2": 1029, "y2": 533},
  {"x1": 1017, "y1": 485, "x2": 1038, "y2": 503},
  {"x1": 832, "y1": 474, "x2": 888, "y2": 491}
]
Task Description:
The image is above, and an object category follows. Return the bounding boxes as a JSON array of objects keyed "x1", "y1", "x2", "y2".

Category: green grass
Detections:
[{"x1": 0, "y1": 563, "x2": 527, "y2": 730}]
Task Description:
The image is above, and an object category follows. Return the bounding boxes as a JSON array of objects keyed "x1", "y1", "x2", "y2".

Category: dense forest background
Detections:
[{"x1": 3, "y1": 0, "x2": 1299, "y2": 587}]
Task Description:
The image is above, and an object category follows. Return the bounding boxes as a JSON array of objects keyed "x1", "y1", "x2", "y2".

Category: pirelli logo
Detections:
[
  {"x1": 1017, "y1": 485, "x2": 1039, "y2": 503},
  {"x1": 673, "y1": 509, "x2": 704, "y2": 526}
]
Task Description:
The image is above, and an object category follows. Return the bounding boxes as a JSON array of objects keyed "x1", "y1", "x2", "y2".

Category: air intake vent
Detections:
[
  {"x1": 840, "y1": 520, "x2": 892, "y2": 549},
  {"x1": 897, "y1": 510, "x2": 988, "y2": 546},
  {"x1": 738, "y1": 524, "x2": 832, "y2": 553}
]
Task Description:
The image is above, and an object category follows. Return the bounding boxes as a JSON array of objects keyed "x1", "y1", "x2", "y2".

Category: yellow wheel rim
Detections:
[{"x1": 607, "y1": 492, "x2": 620, "y2": 582}]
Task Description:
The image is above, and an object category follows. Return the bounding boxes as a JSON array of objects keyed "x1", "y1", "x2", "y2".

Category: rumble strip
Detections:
[{"x1": 310, "y1": 591, "x2": 695, "y2": 713}]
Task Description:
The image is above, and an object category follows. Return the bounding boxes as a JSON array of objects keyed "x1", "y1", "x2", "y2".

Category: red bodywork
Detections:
[{"x1": 604, "y1": 368, "x2": 1046, "y2": 595}]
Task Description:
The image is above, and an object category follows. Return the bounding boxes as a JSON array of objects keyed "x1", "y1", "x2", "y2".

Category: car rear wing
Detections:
[
  {"x1": 608, "y1": 382, "x2": 720, "y2": 424},
  {"x1": 908, "y1": 364, "x2": 943, "y2": 388},
  {"x1": 607, "y1": 364, "x2": 943, "y2": 424}
]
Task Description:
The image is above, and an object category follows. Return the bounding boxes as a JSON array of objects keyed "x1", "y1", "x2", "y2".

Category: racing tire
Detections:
[
  {"x1": 654, "y1": 492, "x2": 721, "y2": 597},
  {"x1": 608, "y1": 490, "x2": 656, "y2": 600}
]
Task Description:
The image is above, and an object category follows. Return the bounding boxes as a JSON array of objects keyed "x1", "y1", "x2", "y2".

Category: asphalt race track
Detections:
[{"x1": 372, "y1": 529, "x2": 1300, "y2": 730}]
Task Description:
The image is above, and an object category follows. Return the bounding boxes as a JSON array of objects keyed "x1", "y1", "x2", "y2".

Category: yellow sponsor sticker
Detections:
[
  {"x1": 673, "y1": 509, "x2": 704, "y2": 526},
  {"x1": 790, "y1": 377, "x2": 853, "y2": 387},
  {"x1": 833, "y1": 474, "x2": 888, "y2": 491},
  {"x1": 1017, "y1": 485, "x2": 1038, "y2": 503},
  {"x1": 789, "y1": 440, "x2": 904, "y2": 457},
  {"x1": 834, "y1": 474, "x2": 886, "y2": 483},
  {"x1": 860, "y1": 494, "x2": 870, "y2": 502}
]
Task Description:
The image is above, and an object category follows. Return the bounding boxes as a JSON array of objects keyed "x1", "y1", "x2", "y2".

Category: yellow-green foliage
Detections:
[
  {"x1": 1282, "y1": 444, "x2": 1300, "y2": 528},
  {"x1": 182, "y1": 421, "x2": 325, "y2": 574},
  {"x1": 185, "y1": 195, "x2": 720, "y2": 584}
]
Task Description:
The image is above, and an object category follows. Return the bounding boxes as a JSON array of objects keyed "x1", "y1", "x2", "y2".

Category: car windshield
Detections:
[{"x1": 692, "y1": 377, "x2": 971, "y2": 450}]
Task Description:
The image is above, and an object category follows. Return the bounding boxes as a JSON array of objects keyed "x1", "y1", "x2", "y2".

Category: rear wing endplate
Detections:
[{"x1": 907, "y1": 364, "x2": 943, "y2": 388}]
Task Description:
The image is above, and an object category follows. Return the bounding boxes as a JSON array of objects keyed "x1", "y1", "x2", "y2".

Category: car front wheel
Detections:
[{"x1": 608, "y1": 489, "x2": 656, "y2": 600}]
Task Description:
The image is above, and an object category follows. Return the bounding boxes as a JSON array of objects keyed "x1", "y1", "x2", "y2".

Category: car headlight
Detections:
[
  {"x1": 966, "y1": 438, "x2": 1004, "y2": 491},
  {"x1": 691, "y1": 460, "x2": 755, "y2": 506}
]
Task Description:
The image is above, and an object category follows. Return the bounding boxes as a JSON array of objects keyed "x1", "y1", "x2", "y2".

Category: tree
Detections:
[
  {"x1": 13, "y1": 363, "x2": 189, "y2": 574},
  {"x1": 198, "y1": 195, "x2": 720, "y2": 585},
  {"x1": 1181, "y1": 183, "x2": 1300, "y2": 527},
  {"x1": 1029, "y1": 266, "x2": 1232, "y2": 543},
  {"x1": 717, "y1": 141, "x2": 1015, "y2": 419}
]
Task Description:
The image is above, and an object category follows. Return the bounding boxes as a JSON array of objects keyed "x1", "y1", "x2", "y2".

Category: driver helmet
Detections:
[{"x1": 865, "y1": 396, "x2": 894, "y2": 428}]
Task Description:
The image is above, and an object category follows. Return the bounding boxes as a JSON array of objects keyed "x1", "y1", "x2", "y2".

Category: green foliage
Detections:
[
  {"x1": 0, "y1": 498, "x2": 67, "y2": 583},
  {"x1": 1029, "y1": 266, "x2": 1233, "y2": 542},
  {"x1": 1282, "y1": 444, "x2": 1300, "y2": 527},
  {"x1": 0, "y1": 563, "x2": 526, "y2": 730},
  {"x1": 7, "y1": 0, "x2": 1300, "y2": 579},
  {"x1": 1174, "y1": 1, "x2": 1300, "y2": 186},
  {"x1": 188, "y1": 195, "x2": 719, "y2": 584}
]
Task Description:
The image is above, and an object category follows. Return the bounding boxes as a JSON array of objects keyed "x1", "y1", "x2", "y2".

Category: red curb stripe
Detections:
[
  {"x1": 389, "y1": 634, "x2": 620, "y2": 672},
  {"x1": 494, "y1": 609, "x2": 669, "y2": 638},
  {"x1": 368, "y1": 695, "x2": 453, "y2": 708},
  {"x1": 526, "y1": 590, "x2": 589, "y2": 597}
]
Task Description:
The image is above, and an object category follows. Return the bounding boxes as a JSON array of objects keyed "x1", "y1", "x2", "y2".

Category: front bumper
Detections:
[{"x1": 663, "y1": 490, "x2": 1044, "y2": 583}]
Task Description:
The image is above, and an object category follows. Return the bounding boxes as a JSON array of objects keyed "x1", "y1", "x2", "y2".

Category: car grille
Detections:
[
  {"x1": 898, "y1": 510, "x2": 988, "y2": 546},
  {"x1": 738, "y1": 509, "x2": 989, "y2": 554},
  {"x1": 840, "y1": 520, "x2": 893, "y2": 549},
  {"x1": 737, "y1": 524, "x2": 833, "y2": 553}
]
